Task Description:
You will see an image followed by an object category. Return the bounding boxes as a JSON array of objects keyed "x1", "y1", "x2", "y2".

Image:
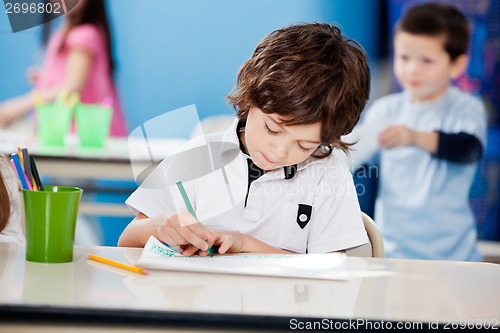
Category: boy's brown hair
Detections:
[
  {"x1": 396, "y1": 3, "x2": 470, "y2": 61},
  {"x1": 227, "y1": 22, "x2": 370, "y2": 156}
]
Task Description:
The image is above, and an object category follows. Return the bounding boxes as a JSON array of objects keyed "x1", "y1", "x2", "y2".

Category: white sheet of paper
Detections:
[{"x1": 137, "y1": 236, "x2": 349, "y2": 281}]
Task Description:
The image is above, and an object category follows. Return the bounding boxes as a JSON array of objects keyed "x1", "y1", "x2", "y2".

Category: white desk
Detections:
[
  {"x1": 0, "y1": 243, "x2": 499, "y2": 331},
  {"x1": 0, "y1": 129, "x2": 185, "y2": 217}
]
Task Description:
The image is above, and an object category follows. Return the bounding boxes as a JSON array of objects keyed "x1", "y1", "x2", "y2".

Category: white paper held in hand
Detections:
[{"x1": 138, "y1": 236, "x2": 349, "y2": 281}]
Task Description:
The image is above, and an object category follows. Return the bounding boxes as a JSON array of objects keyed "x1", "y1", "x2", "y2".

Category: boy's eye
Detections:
[
  {"x1": 298, "y1": 143, "x2": 315, "y2": 152},
  {"x1": 265, "y1": 123, "x2": 279, "y2": 135},
  {"x1": 422, "y1": 58, "x2": 433, "y2": 64}
]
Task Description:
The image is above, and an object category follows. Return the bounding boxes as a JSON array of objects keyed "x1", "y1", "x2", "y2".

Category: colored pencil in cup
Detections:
[
  {"x1": 29, "y1": 155, "x2": 44, "y2": 191},
  {"x1": 11, "y1": 153, "x2": 31, "y2": 190},
  {"x1": 20, "y1": 148, "x2": 37, "y2": 190},
  {"x1": 20, "y1": 148, "x2": 34, "y2": 188}
]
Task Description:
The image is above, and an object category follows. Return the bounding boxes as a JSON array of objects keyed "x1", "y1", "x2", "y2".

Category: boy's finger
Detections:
[
  {"x1": 177, "y1": 210, "x2": 199, "y2": 226},
  {"x1": 218, "y1": 235, "x2": 232, "y2": 254},
  {"x1": 181, "y1": 245, "x2": 199, "y2": 256},
  {"x1": 205, "y1": 230, "x2": 218, "y2": 245},
  {"x1": 177, "y1": 227, "x2": 208, "y2": 251},
  {"x1": 166, "y1": 227, "x2": 186, "y2": 246},
  {"x1": 184, "y1": 222, "x2": 216, "y2": 245},
  {"x1": 198, "y1": 250, "x2": 209, "y2": 257}
]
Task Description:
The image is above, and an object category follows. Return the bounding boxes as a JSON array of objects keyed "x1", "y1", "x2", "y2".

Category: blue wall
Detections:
[
  {"x1": 1, "y1": 0, "x2": 382, "y2": 132},
  {"x1": 0, "y1": 11, "x2": 42, "y2": 101}
]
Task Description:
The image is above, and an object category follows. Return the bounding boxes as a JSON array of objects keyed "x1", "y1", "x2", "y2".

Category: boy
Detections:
[
  {"x1": 344, "y1": 3, "x2": 487, "y2": 261},
  {"x1": 119, "y1": 23, "x2": 371, "y2": 255}
]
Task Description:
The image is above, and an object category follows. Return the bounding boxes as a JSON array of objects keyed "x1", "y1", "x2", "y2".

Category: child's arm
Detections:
[
  {"x1": 118, "y1": 212, "x2": 159, "y2": 247},
  {"x1": 379, "y1": 125, "x2": 438, "y2": 153},
  {"x1": 0, "y1": 49, "x2": 92, "y2": 127},
  {"x1": 118, "y1": 210, "x2": 214, "y2": 252},
  {"x1": 183, "y1": 230, "x2": 296, "y2": 256},
  {"x1": 0, "y1": 94, "x2": 35, "y2": 126},
  {"x1": 119, "y1": 213, "x2": 295, "y2": 255},
  {"x1": 379, "y1": 126, "x2": 483, "y2": 163},
  {"x1": 32, "y1": 48, "x2": 93, "y2": 102}
]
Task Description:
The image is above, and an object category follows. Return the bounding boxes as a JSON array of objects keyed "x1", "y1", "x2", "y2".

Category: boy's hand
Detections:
[
  {"x1": 379, "y1": 125, "x2": 415, "y2": 148},
  {"x1": 211, "y1": 231, "x2": 245, "y2": 254},
  {"x1": 180, "y1": 231, "x2": 245, "y2": 256},
  {"x1": 154, "y1": 210, "x2": 213, "y2": 255}
]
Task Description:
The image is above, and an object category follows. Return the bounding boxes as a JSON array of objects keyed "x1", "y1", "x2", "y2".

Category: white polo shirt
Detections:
[{"x1": 126, "y1": 119, "x2": 368, "y2": 253}]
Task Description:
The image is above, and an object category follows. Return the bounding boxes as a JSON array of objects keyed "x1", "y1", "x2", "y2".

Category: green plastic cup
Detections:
[
  {"x1": 23, "y1": 186, "x2": 83, "y2": 263},
  {"x1": 36, "y1": 103, "x2": 73, "y2": 147},
  {"x1": 75, "y1": 104, "x2": 112, "y2": 148}
]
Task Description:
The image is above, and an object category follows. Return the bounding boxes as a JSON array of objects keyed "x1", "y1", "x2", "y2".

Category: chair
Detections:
[{"x1": 346, "y1": 212, "x2": 385, "y2": 258}]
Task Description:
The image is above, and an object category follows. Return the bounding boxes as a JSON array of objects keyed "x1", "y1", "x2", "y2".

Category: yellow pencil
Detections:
[
  {"x1": 88, "y1": 254, "x2": 149, "y2": 275},
  {"x1": 31, "y1": 176, "x2": 39, "y2": 191},
  {"x1": 17, "y1": 147, "x2": 24, "y2": 167}
]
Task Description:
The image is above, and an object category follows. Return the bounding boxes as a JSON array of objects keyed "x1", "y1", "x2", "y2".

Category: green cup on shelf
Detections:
[
  {"x1": 36, "y1": 103, "x2": 74, "y2": 147},
  {"x1": 23, "y1": 186, "x2": 83, "y2": 263},
  {"x1": 75, "y1": 103, "x2": 112, "y2": 148}
]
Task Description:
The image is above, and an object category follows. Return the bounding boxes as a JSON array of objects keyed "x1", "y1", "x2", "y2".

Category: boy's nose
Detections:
[
  {"x1": 407, "y1": 60, "x2": 420, "y2": 74},
  {"x1": 270, "y1": 142, "x2": 288, "y2": 161}
]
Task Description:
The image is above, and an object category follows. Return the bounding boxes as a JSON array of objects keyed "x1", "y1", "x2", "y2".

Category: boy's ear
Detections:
[{"x1": 450, "y1": 54, "x2": 468, "y2": 79}]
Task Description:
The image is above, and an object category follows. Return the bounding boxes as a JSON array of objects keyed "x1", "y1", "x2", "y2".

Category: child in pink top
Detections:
[{"x1": 0, "y1": 0, "x2": 127, "y2": 137}]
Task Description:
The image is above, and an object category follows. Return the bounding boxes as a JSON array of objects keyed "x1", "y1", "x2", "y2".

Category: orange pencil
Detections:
[
  {"x1": 88, "y1": 254, "x2": 149, "y2": 275},
  {"x1": 17, "y1": 147, "x2": 24, "y2": 167}
]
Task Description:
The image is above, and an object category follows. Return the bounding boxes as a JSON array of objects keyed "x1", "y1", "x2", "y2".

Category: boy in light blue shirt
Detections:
[{"x1": 344, "y1": 3, "x2": 487, "y2": 261}]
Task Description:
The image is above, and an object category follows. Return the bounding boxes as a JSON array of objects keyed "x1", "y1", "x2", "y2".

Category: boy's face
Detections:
[
  {"x1": 242, "y1": 107, "x2": 321, "y2": 171},
  {"x1": 393, "y1": 31, "x2": 464, "y2": 103}
]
